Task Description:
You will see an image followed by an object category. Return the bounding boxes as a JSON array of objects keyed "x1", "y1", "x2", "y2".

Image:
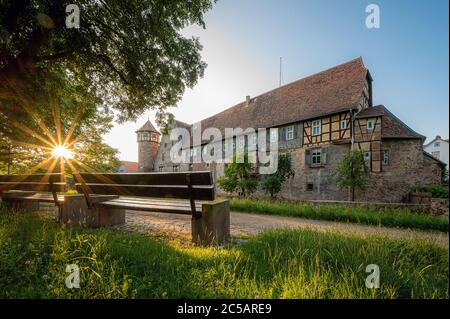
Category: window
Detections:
[
  {"x1": 366, "y1": 119, "x2": 375, "y2": 131},
  {"x1": 210, "y1": 148, "x2": 215, "y2": 156},
  {"x1": 159, "y1": 166, "x2": 163, "y2": 172},
  {"x1": 312, "y1": 120, "x2": 321, "y2": 136},
  {"x1": 151, "y1": 134, "x2": 158, "y2": 141},
  {"x1": 188, "y1": 164, "x2": 193, "y2": 171},
  {"x1": 434, "y1": 141, "x2": 440, "y2": 147},
  {"x1": 173, "y1": 165, "x2": 179, "y2": 172},
  {"x1": 381, "y1": 150, "x2": 389, "y2": 165},
  {"x1": 340, "y1": 119, "x2": 347, "y2": 130},
  {"x1": 286, "y1": 126, "x2": 294, "y2": 140},
  {"x1": 190, "y1": 148, "x2": 194, "y2": 157},
  {"x1": 306, "y1": 183, "x2": 314, "y2": 191},
  {"x1": 311, "y1": 148, "x2": 322, "y2": 165},
  {"x1": 432, "y1": 151, "x2": 441, "y2": 159},
  {"x1": 270, "y1": 129, "x2": 278, "y2": 142},
  {"x1": 363, "y1": 151, "x2": 371, "y2": 161}
]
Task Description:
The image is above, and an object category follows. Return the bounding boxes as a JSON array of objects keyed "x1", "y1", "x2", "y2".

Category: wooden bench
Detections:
[
  {"x1": 0, "y1": 173, "x2": 67, "y2": 216},
  {"x1": 65, "y1": 171, "x2": 230, "y2": 245}
]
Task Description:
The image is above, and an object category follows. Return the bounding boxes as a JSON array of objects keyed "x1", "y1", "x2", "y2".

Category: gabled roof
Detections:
[
  {"x1": 424, "y1": 135, "x2": 450, "y2": 147},
  {"x1": 136, "y1": 120, "x2": 160, "y2": 134},
  {"x1": 356, "y1": 105, "x2": 425, "y2": 140},
  {"x1": 175, "y1": 57, "x2": 370, "y2": 144},
  {"x1": 423, "y1": 151, "x2": 447, "y2": 167}
]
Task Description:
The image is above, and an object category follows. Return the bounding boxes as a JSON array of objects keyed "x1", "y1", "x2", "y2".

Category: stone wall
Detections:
[
  {"x1": 154, "y1": 130, "x2": 442, "y2": 203},
  {"x1": 355, "y1": 139, "x2": 443, "y2": 202}
]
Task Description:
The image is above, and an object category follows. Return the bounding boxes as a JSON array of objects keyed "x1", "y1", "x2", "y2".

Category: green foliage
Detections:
[
  {"x1": 230, "y1": 198, "x2": 449, "y2": 232},
  {"x1": 217, "y1": 153, "x2": 258, "y2": 198},
  {"x1": 261, "y1": 154, "x2": 295, "y2": 198},
  {"x1": 412, "y1": 185, "x2": 449, "y2": 199},
  {"x1": 334, "y1": 149, "x2": 371, "y2": 201},
  {"x1": 0, "y1": 69, "x2": 121, "y2": 174},
  {"x1": 442, "y1": 167, "x2": 449, "y2": 185},
  {"x1": 0, "y1": 211, "x2": 448, "y2": 298},
  {"x1": 0, "y1": 0, "x2": 214, "y2": 122}
]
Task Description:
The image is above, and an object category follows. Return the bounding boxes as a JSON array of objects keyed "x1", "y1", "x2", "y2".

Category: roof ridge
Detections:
[{"x1": 199, "y1": 57, "x2": 366, "y2": 124}]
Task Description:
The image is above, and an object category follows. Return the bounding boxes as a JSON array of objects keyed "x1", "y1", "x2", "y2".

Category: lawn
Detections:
[
  {"x1": 0, "y1": 210, "x2": 448, "y2": 299},
  {"x1": 230, "y1": 198, "x2": 449, "y2": 232}
]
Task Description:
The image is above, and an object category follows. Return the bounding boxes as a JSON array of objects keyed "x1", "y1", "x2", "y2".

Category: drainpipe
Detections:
[{"x1": 350, "y1": 109, "x2": 355, "y2": 151}]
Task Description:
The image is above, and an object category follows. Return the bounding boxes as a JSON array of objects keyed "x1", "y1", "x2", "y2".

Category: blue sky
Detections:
[{"x1": 105, "y1": 0, "x2": 449, "y2": 161}]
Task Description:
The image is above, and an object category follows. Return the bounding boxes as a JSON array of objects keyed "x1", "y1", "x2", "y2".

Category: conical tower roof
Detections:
[{"x1": 136, "y1": 120, "x2": 160, "y2": 134}]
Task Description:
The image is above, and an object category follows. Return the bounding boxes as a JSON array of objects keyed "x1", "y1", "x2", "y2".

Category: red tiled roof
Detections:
[
  {"x1": 175, "y1": 58, "x2": 369, "y2": 144},
  {"x1": 136, "y1": 120, "x2": 160, "y2": 134},
  {"x1": 120, "y1": 161, "x2": 139, "y2": 172},
  {"x1": 356, "y1": 105, "x2": 424, "y2": 140}
]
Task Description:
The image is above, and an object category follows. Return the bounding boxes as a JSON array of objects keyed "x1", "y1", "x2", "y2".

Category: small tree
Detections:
[
  {"x1": 217, "y1": 153, "x2": 258, "y2": 198},
  {"x1": 261, "y1": 154, "x2": 295, "y2": 198},
  {"x1": 334, "y1": 149, "x2": 370, "y2": 201}
]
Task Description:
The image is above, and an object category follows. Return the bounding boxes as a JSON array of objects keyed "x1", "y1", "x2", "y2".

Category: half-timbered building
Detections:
[{"x1": 142, "y1": 57, "x2": 444, "y2": 202}]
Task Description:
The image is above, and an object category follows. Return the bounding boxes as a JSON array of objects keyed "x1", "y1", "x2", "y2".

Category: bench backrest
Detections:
[
  {"x1": 0, "y1": 173, "x2": 67, "y2": 193},
  {"x1": 72, "y1": 171, "x2": 215, "y2": 201}
]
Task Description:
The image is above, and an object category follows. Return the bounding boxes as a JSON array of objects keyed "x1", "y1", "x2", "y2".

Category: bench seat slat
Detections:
[
  {"x1": 104, "y1": 197, "x2": 202, "y2": 211},
  {"x1": 74, "y1": 171, "x2": 212, "y2": 186},
  {"x1": 98, "y1": 200, "x2": 194, "y2": 215},
  {"x1": 0, "y1": 173, "x2": 65, "y2": 183},
  {"x1": 0, "y1": 182, "x2": 67, "y2": 192},
  {"x1": 75, "y1": 184, "x2": 214, "y2": 201}
]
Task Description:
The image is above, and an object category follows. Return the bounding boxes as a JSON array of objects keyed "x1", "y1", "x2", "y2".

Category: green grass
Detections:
[
  {"x1": 0, "y1": 211, "x2": 448, "y2": 298},
  {"x1": 230, "y1": 199, "x2": 449, "y2": 232}
]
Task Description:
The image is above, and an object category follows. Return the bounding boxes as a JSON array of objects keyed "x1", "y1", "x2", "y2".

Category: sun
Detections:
[{"x1": 52, "y1": 145, "x2": 74, "y2": 159}]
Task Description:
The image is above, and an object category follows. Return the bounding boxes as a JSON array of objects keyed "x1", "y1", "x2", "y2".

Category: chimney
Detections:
[{"x1": 245, "y1": 95, "x2": 251, "y2": 107}]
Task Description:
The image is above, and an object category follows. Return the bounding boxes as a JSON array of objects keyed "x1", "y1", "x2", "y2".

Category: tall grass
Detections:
[
  {"x1": 230, "y1": 199, "x2": 449, "y2": 232},
  {"x1": 0, "y1": 211, "x2": 448, "y2": 298}
]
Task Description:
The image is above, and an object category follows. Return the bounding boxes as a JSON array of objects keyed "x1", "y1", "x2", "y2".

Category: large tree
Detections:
[{"x1": 0, "y1": 0, "x2": 214, "y2": 121}]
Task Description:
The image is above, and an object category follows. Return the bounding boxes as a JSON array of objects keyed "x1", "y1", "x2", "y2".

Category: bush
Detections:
[{"x1": 412, "y1": 185, "x2": 449, "y2": 198}]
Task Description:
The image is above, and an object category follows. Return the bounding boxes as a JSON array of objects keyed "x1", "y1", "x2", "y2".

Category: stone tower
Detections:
[{"x1": 136, "y1": 120, "x2": 161, "y2": 172}]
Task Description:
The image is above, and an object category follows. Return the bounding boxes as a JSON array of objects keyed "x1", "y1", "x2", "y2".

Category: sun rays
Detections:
[{"x1": 1, "y1": 96, "x2": 100, "y2": 181}]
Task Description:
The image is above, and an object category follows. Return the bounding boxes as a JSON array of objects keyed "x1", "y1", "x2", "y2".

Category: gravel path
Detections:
[{"x1": 114, "y1": 210, "x2": 449, "y2": 248}]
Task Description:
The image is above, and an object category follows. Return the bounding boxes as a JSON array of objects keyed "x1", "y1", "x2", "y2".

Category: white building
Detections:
[{"x1": 424, "y1": 136, "x2": 449, "y2": 169}]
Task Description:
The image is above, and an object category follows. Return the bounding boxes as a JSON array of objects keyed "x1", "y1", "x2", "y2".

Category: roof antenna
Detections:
[{"x1": 279, "y1": 57, "x2": 284, "y2": 87}]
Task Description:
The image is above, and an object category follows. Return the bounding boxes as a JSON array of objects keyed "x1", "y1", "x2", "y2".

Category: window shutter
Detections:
[
  {"x1": 305, "y1": 149, "x2": 311, "y2": 166},
  {"x1": 299, "y1": 123, "x2": 304, "y2": 147},
  {"x1": 281, "y1": 127, "x2": 286, "y2": 141},
  {"x1": 293, "y1": 125, "x2": 298, "y2": 139},
  {"x1": 322, "y1": 148, "x2": 327, "y2": 164}
]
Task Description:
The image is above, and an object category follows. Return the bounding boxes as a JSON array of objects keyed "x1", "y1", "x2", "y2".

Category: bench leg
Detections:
[
  {"x1": 60, "y1": 195, "x2": 125, "y2": 228},
  {"x1": 191, "y1": 200, "x2": 230, "y2": 246}
]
